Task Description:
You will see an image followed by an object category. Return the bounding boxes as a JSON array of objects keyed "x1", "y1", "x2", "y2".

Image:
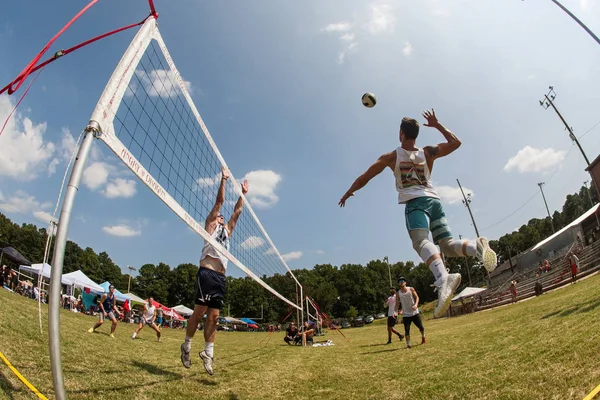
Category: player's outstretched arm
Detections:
[
  {"x1": 338, "y1": 151, "x2": 395, "y2": 207},
  {"x1": 226, "y1": 180, "x2": 249, "y2": 234},
  {"x1": 422, "y1": 109, "x2": 461, "y2": 164},
  {"x1": 411, "y1": 287, "x2": 420, "y2": 310},
  {"x1": 206, "y1": 166, "x2": 229, "y2": 230}
]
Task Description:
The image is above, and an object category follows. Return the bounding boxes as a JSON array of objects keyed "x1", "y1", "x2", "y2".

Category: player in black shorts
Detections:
[
  {"x1": 180, "y1": 166, "x2": 249, "y2": 376},
  {"x1": 395, "y1": 277, "x2": 425, "y2": 349}
]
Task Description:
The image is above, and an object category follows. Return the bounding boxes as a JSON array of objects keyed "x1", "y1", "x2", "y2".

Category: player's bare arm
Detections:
[
  {"x1": 411, "y1": 287, "x2": 420, "y2": 310},
  {"x1": 206, "y1": 166, "x2": 229, "y2": 232},
  {"x1": 338, "y1": 151, "x2": 396, "y2": 207},
  {"x1": 422, "y1": 109, "x2": 461, "y2": 171},
  {"x1": 226, "y1": 180, "x2": 249, "y2": 234},
  {"x1": 100, "y1": 294, "x2": 107, "y2": 315}
]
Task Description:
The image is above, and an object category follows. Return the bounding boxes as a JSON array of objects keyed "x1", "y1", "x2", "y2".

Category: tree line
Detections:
[{"x1": 0, "y1": 184, "x2": 595, "y2": 322}]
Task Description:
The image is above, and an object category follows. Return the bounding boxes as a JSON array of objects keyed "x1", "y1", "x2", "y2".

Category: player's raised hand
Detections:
[
  {"x1": 241, "y1": 180, "x2": 249, "y2": 195},
  {"x1": 338, "y1": 192, "x2": 354, "y2": 207},
  {"x1": 221, "y1": 166, "x2": 230, "y2": 180},
  {"x1": 422, "y1": 108, "x2": 439, "y2": 127}
]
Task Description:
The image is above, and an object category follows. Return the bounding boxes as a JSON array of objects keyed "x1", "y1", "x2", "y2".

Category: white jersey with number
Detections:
[
  {"x1": 398, "y1": 287, "x2": 418, "y2": 317},
  {"x1": 394, "y1": 147, "x2": 439, "y2": 204},
  {"x1": 200, "y1": 223, "x2": 230, "y2": 271},
  {"x1": 144, "y1": 304, "x2": 156, "y2": 321},
  {"x1": 386, "y1": 295, "x2": 397, "y2": 317}
]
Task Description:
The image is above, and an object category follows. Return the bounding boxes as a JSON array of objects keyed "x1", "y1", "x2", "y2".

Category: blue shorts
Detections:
[{"x1": 405, "y1": 197, "x2": 452, "y2": 244}]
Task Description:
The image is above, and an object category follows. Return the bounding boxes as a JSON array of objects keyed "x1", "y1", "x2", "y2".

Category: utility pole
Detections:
[
  {"x1": 383, "y1": 256, "x2": 392, "y2": 287},
  {"x1": 537, "y1": 182, "x2": 555, "y2": 233},
  {"x1": 459, "y1": 234, "x2": 472, "y2": 286},
  {"x1": 127, "y1": 265, "x2": 136, "y2": 293},
  {"x1": 457, "y1": 179, "x2": 491, "y2": 285}
]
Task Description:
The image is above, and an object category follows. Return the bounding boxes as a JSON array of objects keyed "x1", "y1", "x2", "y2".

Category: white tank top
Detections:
[
  {"x1": 394, "y1": 147, "x2": 439, "y2": 204},
  {"x1": 386, "y1": 295, "x2": 397, "y2": 317},
  {"x1": 398, "y1": 287, "x2": 418, "y2": 317},
  {"x1": 144, "y1": 304, "x2": 156, "y2": 320},
  {"x1": 200, "y1": 223, "x2": 230, "y2": 271}
]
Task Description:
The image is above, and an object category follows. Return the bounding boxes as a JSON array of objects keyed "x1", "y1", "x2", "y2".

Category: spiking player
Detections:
[
  {"x1": 180, "y1": 166, "x2": 249, "y2": 376},
  {"x1": 339, "y1": 109, "x2": 497, "y2": 318}
]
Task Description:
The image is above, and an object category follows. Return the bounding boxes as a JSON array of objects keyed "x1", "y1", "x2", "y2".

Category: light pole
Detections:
[
  {"x1": 457, "y1": 179, "x2": 491, "y2": 285},
  {"x1": 383, "y1": 256, "x2": 392, "y2": 287},
  {"x1": 127, "y1": 265, "x2": 136, "y2": 293},
  {"x1": 537, "y1": 182, "x2": 555, "y2": 233}
]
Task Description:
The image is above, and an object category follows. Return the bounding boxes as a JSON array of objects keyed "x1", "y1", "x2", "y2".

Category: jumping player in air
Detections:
[
  {"x1": 394, "y1": 277, "x2": 425, "y2": 349},
  {"x1": 132, "y1": 297, "x2": 161, "y2": 342},
  {"x1": 87, "y1": 285, "x2": 123, "y2": 337},
  {"x1": 180, "y1": 166, "x2": 249, "y2": 376},
  {"x1": 339, "y1": 109, "x2": 497, "y2": 318}
]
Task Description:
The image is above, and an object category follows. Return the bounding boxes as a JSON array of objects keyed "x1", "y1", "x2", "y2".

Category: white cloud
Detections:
[
  {"x1": 240, "y1": 236, "x2": 266, "y2": 250},
  {"x1": 242, "y1": 170, "x2": 282, "y2": 209},
  {"x1": 436, "y1": 185, "x2": 474, "y2": 205},
  {"x1": 0, "y1": 95, "x2": 56, "y2": 180},
  {"x1": 103, "y1": 178, "x2": 137, "y2": 199},
  {"x1": 82, "y1": 161, "x2": 113, "y2": 190},
  {"x1": 48, "y1": 128, "x2": 78, "y2": 175},
  {"x1": 196, "y1": 173, "x2": 222, "y2": 188},
  {"x1": 130, "y1": 69, "x2": 193, "y2": 98},
  {"x1": 503, "y1": 146, "x2": 566, "y2": 173},
  {"x1": 315, "y1": 250, "x2": 325, "y2": 255},
  {"x1": 322, "y1": 22, "x2": 353, "y2": 32},
  {"x1": 282, "y1": 251, "x2": 303, "y2": 262},
  {"x1": 102, "y1": 224, "x2": 141, "y2": 237},
  {"x1": 366, "y1": 4, "x2": 396, "y2": 34},
  {"x1": 402, "y1": 42, "x2": 414, "y2": 56},
  {"x1": 339, "y1": 33, "x2": 355, "y2": 42},
  {"x1": 265, "y1": 248, "x2": 277, "y2": 255},
  {"x1": 33, "y1": 210, "x2": 57, "y2": 224}
]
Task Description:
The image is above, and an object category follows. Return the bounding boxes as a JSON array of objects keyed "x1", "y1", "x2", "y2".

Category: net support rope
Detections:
[{"x1": 88, "y1": 16, "x2": 301, "y2": 309}]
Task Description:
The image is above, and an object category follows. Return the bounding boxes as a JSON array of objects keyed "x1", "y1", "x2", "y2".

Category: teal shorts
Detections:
[{"x1": 405, "y1": 197, "x2": 453, "y2": 244}]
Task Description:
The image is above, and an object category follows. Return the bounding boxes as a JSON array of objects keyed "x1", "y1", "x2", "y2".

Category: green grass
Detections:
[{"x1": 1, "y1": 274, "x2": 600, "y2": 400}]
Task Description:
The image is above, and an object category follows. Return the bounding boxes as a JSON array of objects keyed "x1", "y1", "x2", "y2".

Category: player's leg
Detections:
[
  {"x1": 150, "y1": 322, "x2": 161, "y2": 342},
  {"x1": 403, "y1": 317, "x2": 412, "y2": 348},
  {"x1": 432, "y1": 200, "x2": 497, "y2": 271},
  {"x1": 413, "y1": 314, "x2": 425, "y2": 344},
  {"x1": 132, "y1": 321, "x2": 144, "y2": 339},
  {"x1": 181, "y1": 303, "x2": 207, "y2": 368},
  {"x1": 88, "y1": 313, "x2": 104, "y2": 333},
  {"x1": 109, "y1": 313, "x2": 118, "y2": 337},
  {"x1": 199, "y1": 306, "x2": 220, "y2": 375},
  {"x1": 387, "y1": 318, "x2": 394, "y2": 343}
]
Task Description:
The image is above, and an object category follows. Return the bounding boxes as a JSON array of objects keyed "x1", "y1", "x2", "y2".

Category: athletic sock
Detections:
[
  {"x1": 205, "y1": 342, "x2": 214, "y2": 358},
  {"x1": 429, "y1": 258, "x2": 448, "y2": 285},
  {"x1": 464, "y1": 241, "x2": 476, "y2": 257},
  {"x1": 132, "y1": 332, "x2": 137, "y2": 339},
  {"x1": 183, "y1": 336, "x2": 192, "y2": 351}
]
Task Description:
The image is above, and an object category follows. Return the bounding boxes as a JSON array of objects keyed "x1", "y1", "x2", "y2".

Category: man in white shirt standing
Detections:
[
  {"x1": 132, "y1": 297, "x2": 161, "y2": 342},
  {"x1": 395, "y1": 277, "x2": 425, "y2": 349},
  {"x1": 384, "y1": 287, "x2": 405, "y2": 344}
]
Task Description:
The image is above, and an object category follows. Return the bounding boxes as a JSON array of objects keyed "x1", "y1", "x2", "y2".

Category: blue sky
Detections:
[{"x1": 1, "y1": 0, "x2": 599, "y2": 281}]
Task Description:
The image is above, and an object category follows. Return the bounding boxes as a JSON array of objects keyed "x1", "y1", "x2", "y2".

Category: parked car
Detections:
[
  {"x1": 352, "y1": 316, "x2": 365, "y2": 327},
  {"x1": 364, "y1": 315, "x2": 374, "y2": 324},
  {"x1": 376, "y1": 313, "x2": 386, "y2": 319},
  {"x1": 341, "y1": 320, "x2": 351, "y2": 329}
]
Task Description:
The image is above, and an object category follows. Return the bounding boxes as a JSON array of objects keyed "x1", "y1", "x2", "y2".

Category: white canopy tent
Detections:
[
  {"x1": 123, "y1": 292, "x2": 147, "y2": 305},
  {"x1": 62, "y1": 270, "x2": 104, "y2": 293},
  {"x1": 19, "y1": 263, "x2": 72, "y2": 285},
  {"x1": 452, "y1": 287, "x2": 487, "y2": 301},
  {"x1": 172, "y1": 305, "x2": 194, "y2": 317}
]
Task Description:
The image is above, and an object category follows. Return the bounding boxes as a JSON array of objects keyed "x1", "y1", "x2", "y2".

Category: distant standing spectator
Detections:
[
  {"x1": 510, "y1": 280, "x2": 517, "y2": 303},
  {"x1": 569, "y1": 253, "x2": 580, "y2": 284}
]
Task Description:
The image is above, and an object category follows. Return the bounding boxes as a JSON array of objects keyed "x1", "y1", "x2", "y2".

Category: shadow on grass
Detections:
[
  {"x1": 0, "y1": 370, "x2": 24, "y2": 400},
  {"x1": 541, "y1": 298, "x2": 600, "y2": 319},
  {"x1": 131, "y1": 360, "x2": 182, "y2": 378},
  {"x1": 198, "y1": 378, "x2": 217, "y2": 386},
  {"x1": 229, "y1": 392, "x2": 240, "y2": 400},
  {"x1": 359, "y1": 348, "x2": 400, "y2": 355},
  {"x1": 221, "y1": 347, "x2": 276, "y2": 368},
  {"x1": 359, "y1": 343, "x2": 389, "y2": 348},
  {"x1": 67, "y1": 376, "x2": 183, "y2": 395}
]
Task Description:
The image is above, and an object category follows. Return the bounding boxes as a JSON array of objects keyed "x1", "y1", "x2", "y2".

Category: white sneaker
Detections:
[
  {"x1": 199, "y1": 350, "x2": 214, "y2": 376},
  {"x1": 433, "y1": 273, "x2": 461, "y2": 318},
  {"x1": 476, "y1": 237, "x2": 497, "y2": 272}
]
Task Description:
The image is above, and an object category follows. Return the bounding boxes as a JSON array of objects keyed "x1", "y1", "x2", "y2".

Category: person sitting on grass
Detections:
[
  {"x1": 296, "y1": 321, "x2": 315, "y2": 346},
  {"x1": 284, "y1": 322, "x2": 299, "y2": 345}
]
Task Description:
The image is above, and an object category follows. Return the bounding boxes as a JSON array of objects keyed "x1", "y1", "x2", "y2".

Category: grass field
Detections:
[{"x1": 1, "y1": 274, "x2": 600, "y2": 400}]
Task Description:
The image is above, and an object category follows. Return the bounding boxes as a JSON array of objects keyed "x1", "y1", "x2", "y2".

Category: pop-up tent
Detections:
[
  {"x1": 98, "y1": 281, "x2": 130, "y2": 302},
  {"x1": 19, "y1": 263, "x2": 71, "y2": 285},
  {"x1": 62, "y1": 270, "x2": 104, "y2": 293},
  {"x1": 123, "y1": 292, "x2": 146, "y2": 306},
  {"x1": 452, "y1": 287, "x2": 487, "y2": 301},
  {"x1": 0, "y1": 242, "x2": 31, "y2": 266},
  {"x1": 172, "y1": 305, "x2": 194, "y2": 317}
]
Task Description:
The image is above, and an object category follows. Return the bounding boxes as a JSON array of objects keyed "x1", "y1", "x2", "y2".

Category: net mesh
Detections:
[{"x1": 106, "y1": 36, "x2": 299, "y2": 299}]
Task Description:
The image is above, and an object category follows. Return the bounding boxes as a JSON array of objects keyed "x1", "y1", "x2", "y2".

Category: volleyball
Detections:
[{"x1": 362, "y1": 92, "x2": 377, "y2": 108}]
